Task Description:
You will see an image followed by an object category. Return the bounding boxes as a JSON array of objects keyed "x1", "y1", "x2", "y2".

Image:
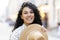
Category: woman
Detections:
[{"x1": 10, "y1": 2, "x2": 45, "y2": 40}]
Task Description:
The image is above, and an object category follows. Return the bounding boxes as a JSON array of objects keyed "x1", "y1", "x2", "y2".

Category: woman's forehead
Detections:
[{"x1": 22, "y1": 7, "x2": 33, "y2": 12}]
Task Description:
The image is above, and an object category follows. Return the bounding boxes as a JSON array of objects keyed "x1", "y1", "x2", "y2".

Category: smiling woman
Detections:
[
  {"x1": 9, "y1": 2, "x2": 47, "y2": 40},
  {"x1": 21, "y1": 7, "x2": 34, "y2": 26},
  {"x1": 13, "y1": 2, "x2": 42, "y2": 31}
]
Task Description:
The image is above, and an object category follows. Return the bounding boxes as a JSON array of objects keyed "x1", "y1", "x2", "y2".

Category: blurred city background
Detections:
[{"x1": 0, "y1": 0, "x2": 60, "y2": 40}]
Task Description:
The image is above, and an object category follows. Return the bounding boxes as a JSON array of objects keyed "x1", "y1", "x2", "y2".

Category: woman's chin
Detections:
[{"x1": 26, "y1": 22, "x2": 32, "y2": 24}]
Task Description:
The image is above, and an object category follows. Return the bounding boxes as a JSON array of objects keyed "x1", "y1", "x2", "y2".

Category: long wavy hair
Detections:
[{"x1": 13, "y1": 2, "x2": 42, "y2": 31}]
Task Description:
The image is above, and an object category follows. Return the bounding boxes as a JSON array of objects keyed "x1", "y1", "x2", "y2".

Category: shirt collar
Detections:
[{"x1": 22, "y1": 24, "x2": 27, "y2": 29}]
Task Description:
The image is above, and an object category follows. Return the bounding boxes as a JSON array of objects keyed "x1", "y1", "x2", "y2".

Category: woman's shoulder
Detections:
[
  {"x1": 10, "y1": 26, "x2": 23, "y2": 40},
  {"x1": 10, "y1": 26, "x2": 23, "y2": 37},
  {"x1": 13, "y1": 26, "x2": 23, "y2": 33},
  {"x1": 11, "y1": 24, "x2": 26, "y2": 36}
]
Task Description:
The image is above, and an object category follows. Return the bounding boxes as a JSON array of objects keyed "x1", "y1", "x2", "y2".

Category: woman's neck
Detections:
[{"x1": 24, "y1": 23, "x2": 30, "y2": 27}]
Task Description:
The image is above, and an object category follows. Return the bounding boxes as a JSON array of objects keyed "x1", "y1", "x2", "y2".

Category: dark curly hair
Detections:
[{"x1": 13, "y1": 2, "x2": 42, "y2": 31}]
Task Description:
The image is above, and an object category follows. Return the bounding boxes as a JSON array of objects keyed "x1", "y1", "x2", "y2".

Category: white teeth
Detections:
[{"x1": 27, "y1": 18, "x2": 32, "y2": 21}]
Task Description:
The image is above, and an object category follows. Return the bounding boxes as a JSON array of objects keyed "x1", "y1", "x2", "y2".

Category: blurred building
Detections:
[{"x1": 0, "y1": 0, "x2": 60, "y2": 28}]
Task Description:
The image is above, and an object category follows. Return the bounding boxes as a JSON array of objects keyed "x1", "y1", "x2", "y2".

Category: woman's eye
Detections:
[
  {"x1": 24, "y1": 12, "x2": 27, "y2": 14},
  {"x1": 30, "y1": 11, "x2": 34, "y2": 13}
]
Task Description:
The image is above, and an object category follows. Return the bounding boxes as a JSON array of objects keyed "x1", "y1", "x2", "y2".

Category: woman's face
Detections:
[{"x1": 21, "y1": 7, "x2": 34, "y2": 25}]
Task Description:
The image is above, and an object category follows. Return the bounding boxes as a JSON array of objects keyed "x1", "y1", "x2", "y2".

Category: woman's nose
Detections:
[{"x1": 27, "y1": 13, "x2": 31, "y2": 16}]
